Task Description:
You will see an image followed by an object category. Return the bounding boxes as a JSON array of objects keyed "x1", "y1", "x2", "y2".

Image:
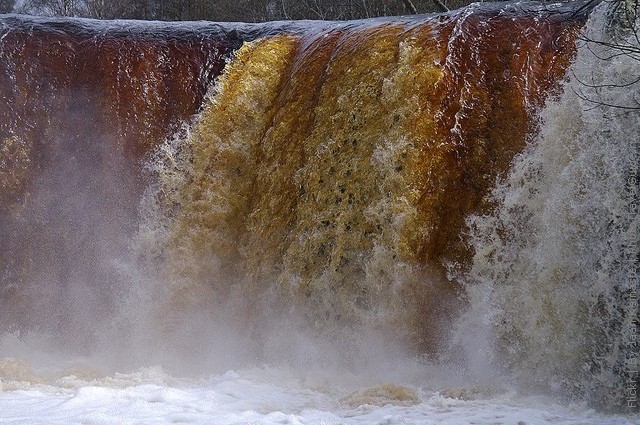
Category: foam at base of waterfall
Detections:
[{"x1": 0, "y1": 364, "x2": 633, "y2": 425}]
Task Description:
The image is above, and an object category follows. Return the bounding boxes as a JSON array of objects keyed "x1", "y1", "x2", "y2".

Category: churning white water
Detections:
[{"x1": 459, "y1": 0, "x2": 639, "y2": 413}]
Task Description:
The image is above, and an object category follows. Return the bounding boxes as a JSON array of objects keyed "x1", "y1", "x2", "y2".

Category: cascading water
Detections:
[
  {"x1": 0, "y1": 1, "x2": 637, "y2": 422},
  {"x1": 131, "y1": 4, "x2": 584, "y2": 370},
  {"x1": 460, "y1": 1, "x2": 639, "y2": 412}
]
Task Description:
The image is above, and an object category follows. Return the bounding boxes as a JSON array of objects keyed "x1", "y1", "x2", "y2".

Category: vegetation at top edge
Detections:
[{"x1": 1, "y1": 0, "x2": 583, "y2": 21}]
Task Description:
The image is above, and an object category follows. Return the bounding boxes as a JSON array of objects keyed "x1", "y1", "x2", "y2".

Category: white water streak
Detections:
[{"x1": 460, "y1": 2, "x2": 639, "y2": 411}]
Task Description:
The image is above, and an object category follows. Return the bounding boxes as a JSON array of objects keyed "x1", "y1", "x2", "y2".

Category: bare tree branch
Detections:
[
  {"x1": 400, "y1": 0, "x2": 418, "y2": 14},
  {"x1": 574, "y1": 0, "x2": 640, "y2": 111},
  {"x1": 430, "y1": 0, "x2": 449, "y2": 13}
]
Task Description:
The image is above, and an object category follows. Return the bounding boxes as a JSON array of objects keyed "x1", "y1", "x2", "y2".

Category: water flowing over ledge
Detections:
[{"x1": 0, "y1": 0, "x2": 637, "y2": 416}]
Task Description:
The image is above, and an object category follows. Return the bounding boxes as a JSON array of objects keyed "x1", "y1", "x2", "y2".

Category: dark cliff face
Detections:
[{"x1": 0, "y1": 3, "x2": 590, "y2": 340}]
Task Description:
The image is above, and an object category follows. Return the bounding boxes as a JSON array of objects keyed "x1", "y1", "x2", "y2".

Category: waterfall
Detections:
[
  {"x1": 460, "y1": 1, "x2": 639, "y2": 411},
  {"x1": 1, "y1": 1, "x2": 635, "y2": 414}
]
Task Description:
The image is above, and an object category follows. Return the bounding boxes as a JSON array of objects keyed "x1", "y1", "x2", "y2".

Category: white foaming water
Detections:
[
  {"x1": 0, "y1": 362, "x2": 634, "y2": 425},
  {"x1": 458, "y1": 1, "x2": 639, "y2": 413}
]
